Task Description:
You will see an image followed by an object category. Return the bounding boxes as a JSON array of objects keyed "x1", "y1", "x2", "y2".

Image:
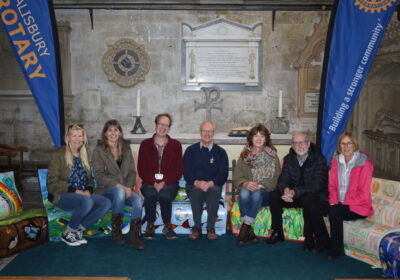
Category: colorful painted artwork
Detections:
[
  {"x1": 0, "y1": 212, "x2": 47, "y2": 258},
  {"x1": 39, "y1": 169, "x2": 228, "y2": 239},
  {"x1": 379, "y1": 232, "x2": 400, "y2": 278},
  {"x1": 230, "y1": 201, "x2": 304, "y2": 240},
  {"x1": 0, "y1": 171, "x2": 22, "y2": 219},
  {"x1": 38, "y1": 169, "x2": 132, "y2": 241}
]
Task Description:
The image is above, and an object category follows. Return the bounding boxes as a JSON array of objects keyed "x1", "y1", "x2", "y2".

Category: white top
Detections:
[{"x1": 338, "y1": 151, "x2": 359, "y2": 203}]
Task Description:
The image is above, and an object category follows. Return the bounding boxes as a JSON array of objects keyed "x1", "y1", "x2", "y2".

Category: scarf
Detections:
[{"x1": 241, "y1": 145, "x2": 276, "y2": 183}]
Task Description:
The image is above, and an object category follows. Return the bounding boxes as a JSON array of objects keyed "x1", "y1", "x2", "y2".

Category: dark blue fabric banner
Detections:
[
  {"x1": 321, "y1": 0, "x2": 398, "y2": 163},
  {"x1": 0, "y1": 0, "x2": 63, "y2": 147}
]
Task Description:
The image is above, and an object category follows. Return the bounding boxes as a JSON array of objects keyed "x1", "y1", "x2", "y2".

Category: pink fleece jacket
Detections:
[{"x1": 329, "y1": 150, "x2": 374, "y2": 217}]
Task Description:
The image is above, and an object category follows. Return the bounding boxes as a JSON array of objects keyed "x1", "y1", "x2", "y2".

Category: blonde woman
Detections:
[
  {"x1": 47, "y1": 124, "x2": 111, "y2": 246},
  {"x1": 328, "y1": 131, "x2": 374, "y2": 259}
]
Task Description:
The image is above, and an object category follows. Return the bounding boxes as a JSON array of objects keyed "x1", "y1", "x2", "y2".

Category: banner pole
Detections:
[{"x1": 47, "y1": 0, "x2": 65, "y2": 146}]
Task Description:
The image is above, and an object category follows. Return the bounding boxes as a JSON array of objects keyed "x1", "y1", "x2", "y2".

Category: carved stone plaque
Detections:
[
  {"x1": 304, "y1": 92, "x2": 319, "y2": 113},
  {"x1": 102, "y1": 38, "x2": 151, "y2": 88},
  {"x1": 296, "y1": 16, "x2": 328, "y2": 117},
  {"x1": 181, "y1": 18, "x2": 263, "y2": 91}
]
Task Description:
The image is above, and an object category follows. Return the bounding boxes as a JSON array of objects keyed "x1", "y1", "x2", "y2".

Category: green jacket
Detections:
[
  {"x1": 232, "y1": 155, "x2": 281, "y2": 193},
  {"x1": 47, "y1": 146, "x2": 94, "y2": 204},
  {"x1": 91, "y1": 145, "x2": 136, "y2": 195}
]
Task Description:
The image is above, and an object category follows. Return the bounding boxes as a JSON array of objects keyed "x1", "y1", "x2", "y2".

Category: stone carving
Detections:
[
  {"x1": 102, "y1": 38, "x2": 151, "y2": 88},
  {"x1": 181, "y1": 18, "x2": 263, "y2": 91},
  {"x1": 194, "y1": 87, "x2": 222, "y2": 121},
  {"x1": 374, "y1": 109, "x2": 400, "y2": 134},
  {"x1": 296, "y1": 16, "x2": 328, "y2": 118}
]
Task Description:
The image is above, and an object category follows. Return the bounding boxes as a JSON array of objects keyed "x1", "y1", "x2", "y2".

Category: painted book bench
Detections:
[
  {"x1": 230, "y1": 177, "x2": 400, "y2": 277},
  {"x1": 230, "y1": 202, "x2": 304, "y2": 240},
  {"x1": 38, "y1": 169, "x2": 228, "y2": 241},
  {"x1": 0, "y1": 171, "x2": 47, "y2": 258},
  {"x1": 142, "y1": 177, "x2": 228, "y2": 235}
]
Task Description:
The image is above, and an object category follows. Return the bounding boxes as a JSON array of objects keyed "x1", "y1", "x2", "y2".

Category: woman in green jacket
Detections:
[
  {"x1": 233, "y1": 124, "x2": 281, "y2": 246},
  {"x1": 47, "y1": 124, "x2": 111, "y2": 246},
  {"x1": 92, "y1": 120, "x2": 144, "y2": 250}
]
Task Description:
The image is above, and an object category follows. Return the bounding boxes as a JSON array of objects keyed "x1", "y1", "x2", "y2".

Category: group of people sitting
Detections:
[
  {"x1": 233, "y1": 125, "x2": 373, "y2": 260},
  {"x1": 46, "y1": 113, "x2": 374, "y2": 261}
]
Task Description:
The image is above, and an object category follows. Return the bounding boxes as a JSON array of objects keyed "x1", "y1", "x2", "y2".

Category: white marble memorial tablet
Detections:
[{"x1": 181, "y1": 18, "x2": 263, "y2": 91}]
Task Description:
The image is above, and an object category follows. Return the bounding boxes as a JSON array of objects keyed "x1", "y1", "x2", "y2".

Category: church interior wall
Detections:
[
  {"x1": 2, "y1": 8, "x2": 398, "y2": 165},
  {"x1": 1, "y1": 9, "x2": 329, "y2": 161}
]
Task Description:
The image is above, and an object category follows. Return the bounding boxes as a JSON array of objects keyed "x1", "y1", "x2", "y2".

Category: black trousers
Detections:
[
  {"x1": 328, "y1": 203, "x2": 365, "y2": 251},
  {"x1": 269, "y1": 190, "x2": 330, "y2": 248},
  {"x1": 140, "y1": 183, "x2": 179, "y2": 224},
  {"x1": 186, "y1": 185, "x2": 222, "y2": 230}
]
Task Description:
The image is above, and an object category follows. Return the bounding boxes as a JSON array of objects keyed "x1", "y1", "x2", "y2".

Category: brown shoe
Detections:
[
  {"x1": 189, "y1": 227, "x2": 202, "y2": 240},
  {"x1": 207, "y1": 228, "x2": 218, "y2": 241}
]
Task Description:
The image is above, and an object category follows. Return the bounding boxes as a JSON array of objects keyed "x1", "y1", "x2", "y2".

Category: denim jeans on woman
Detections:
[
  {"x1": 102, "y1": 186, "x2": 143, "y2": 220},
  {"x1": 58, "y1": 192, "x2": 111, "y2": 231},
  {"x1": 239, "y1": 187, "x2": 270, "y2": 224}
]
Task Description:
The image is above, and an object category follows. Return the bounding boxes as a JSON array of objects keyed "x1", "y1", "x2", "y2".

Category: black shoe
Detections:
[
  {"x1": 61, "y1": 231, "x2": 81, "y2": 247},
  {"x1": 312, "y1": 243, "x2": 330, "y2": 253},
  {"x1": 264, "y1": 230, "x2": 284, "y2": 245},
  {"x1": 144, "y1": 223, "x2": 155, "y2": 240},
  {"x1": 327, "y1": 248, "x2": 345, "y2": 259},
  {"x1": 162, "y1": 224, "x2": 178, "y2": 240},
  {"x1": 303, "y1": 242, "x2": 315, "y2": 252}
]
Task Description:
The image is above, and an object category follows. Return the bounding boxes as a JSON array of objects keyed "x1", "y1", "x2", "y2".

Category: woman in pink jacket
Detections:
[{"x1": 328, "y1": 131, "x2": 374, "y2": 259}]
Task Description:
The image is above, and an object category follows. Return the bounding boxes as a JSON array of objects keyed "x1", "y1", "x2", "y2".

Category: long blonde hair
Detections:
[{"x1": 64, "y1": 124, "x2": 90, "y2": 174}]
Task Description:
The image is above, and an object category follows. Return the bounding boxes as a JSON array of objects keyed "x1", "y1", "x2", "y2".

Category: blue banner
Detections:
[
  {"x1": 320, "y1": 0, "x2": 398, "y2": 163},
  {"x1": 0, "y1": 0, "x2": 63, "y2": 147}
]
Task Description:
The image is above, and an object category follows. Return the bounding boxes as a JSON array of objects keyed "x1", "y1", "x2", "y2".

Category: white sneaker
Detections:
[
  {"x1": 74, "y1": 231, "x2": 88, "y2": 245},
  {"x1": 61, "y1": 231, "x2": 81, "y2": 246}
]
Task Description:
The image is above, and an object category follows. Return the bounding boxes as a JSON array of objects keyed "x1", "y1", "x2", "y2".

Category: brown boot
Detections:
[
  {"x1": 237, "y1": 223, "x2": 249, "y2": 246},
  {"x1": 247, "y1": 224, "x2": 258, "y2": 243},
  {"x1": 111, "y1": 213, "x2": 125, "y2": 244},
  {"x1": 129, "y1": 218, "x2": 145, "y2": 250}
]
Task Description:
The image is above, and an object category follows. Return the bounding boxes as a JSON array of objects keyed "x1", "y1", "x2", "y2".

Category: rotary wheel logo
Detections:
[
  {"x1": 102, "y1": 38, "x2": 151, "y2": 88},
  {"x1": 354, "y1": 0, "x2": 398, "y2": 13}
]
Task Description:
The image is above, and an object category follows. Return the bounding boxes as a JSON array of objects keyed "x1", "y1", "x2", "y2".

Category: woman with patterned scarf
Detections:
[{"x1": 233, "y1": 124, "x2": 281, "y2": 246}]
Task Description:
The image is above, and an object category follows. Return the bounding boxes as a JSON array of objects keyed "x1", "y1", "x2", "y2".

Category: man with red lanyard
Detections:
[{"x1": 138, "y1": 113, "x2": 183, "y2": 240}]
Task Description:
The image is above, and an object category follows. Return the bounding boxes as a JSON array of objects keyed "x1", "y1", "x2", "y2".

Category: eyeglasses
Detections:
[
  {"x1": 201, "y1": 130, "x2": 214, "y2": 134},
  {"x1": 340, "y1": 142, "x2": 354, "y2": 147},
  {"x1": 157, "y1": 123, "x2": 170, "y2": 128},
  {"x1": 292, "y1": 140, "x2": 308, "y2": 146}
]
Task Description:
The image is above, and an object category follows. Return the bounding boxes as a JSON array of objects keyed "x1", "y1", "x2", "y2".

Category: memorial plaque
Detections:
[
  {"x1": 181, "y1": 19, "x2": 263, "y2": 91},
  {"x1": 195, "y1": 47, "x2": 249, "y2": 82},
  {"x1": 304, "y1": 92, "x2": 320, "y2": 113},
  {"x1": 296, "y1": 16, "x2": 328, "y2": 118}
]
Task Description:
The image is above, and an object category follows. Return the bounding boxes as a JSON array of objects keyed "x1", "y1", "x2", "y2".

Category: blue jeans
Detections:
[
  {"x1": 102, "y1": 186, "x2": 143, "y2": 220},
  {"x1": 58, "y1": 193, "x2": 111, "y2": 231},
  {"x1": 238, "y1": 188, "x2": 270, "y2": 224}
]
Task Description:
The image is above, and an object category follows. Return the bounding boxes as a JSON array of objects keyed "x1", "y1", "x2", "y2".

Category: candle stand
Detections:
[
  {"x1": 131, "y1": 116, "x2": 146, "y2": 134},
  {"x1": 271, "y1": 117, "x2": 289, "y2": 134}
]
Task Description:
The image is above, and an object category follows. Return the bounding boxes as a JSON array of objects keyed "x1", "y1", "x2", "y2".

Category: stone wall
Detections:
[{"x1": 2, "y1": 9, "x2": 329, "y2": 161}]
